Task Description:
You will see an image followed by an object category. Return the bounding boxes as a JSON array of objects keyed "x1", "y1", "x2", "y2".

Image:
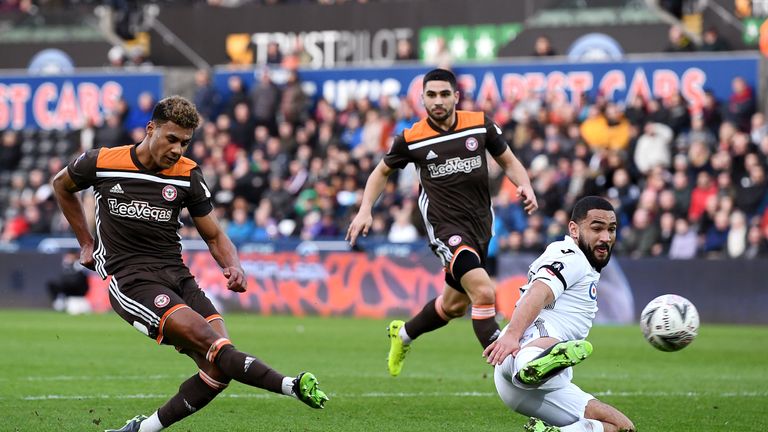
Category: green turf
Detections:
[{"x1": 1, "y1": 310, "x2": 766, "y2": 431}]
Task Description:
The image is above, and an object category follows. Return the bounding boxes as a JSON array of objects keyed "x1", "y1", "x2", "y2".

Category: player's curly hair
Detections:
[{"x1": 151, "y1": 95, "x2": 200, "y2": 130}]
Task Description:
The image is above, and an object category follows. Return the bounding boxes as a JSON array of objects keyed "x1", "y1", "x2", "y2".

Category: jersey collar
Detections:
[{"x1": 426, "y1": 111, "x2": 458, "y2": 134}]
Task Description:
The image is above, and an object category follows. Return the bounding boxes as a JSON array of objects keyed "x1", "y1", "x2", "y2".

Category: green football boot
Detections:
[
  {"x1": 517, "y1": 340, "x2": 593, "y2": 385},
  {"x1": 293, "y1": 372, "x2": 329, "y2": 409},
  {"x1": 387, "y1": 320, "x2": 410, "y2": 377},
  {"x1": 523, "y1": 417, "x2": 560, "y2": 432}
]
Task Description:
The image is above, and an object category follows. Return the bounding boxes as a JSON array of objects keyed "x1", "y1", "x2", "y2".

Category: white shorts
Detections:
[
  {"x1": 518, "y1": 317, "x2": 566, "y2": 348},
  {"x1": 494, "y1": 361, "x2": 594, "y2": 426},
  {"x1": 494, "y1": 321, "x2": 594, "y2": 426}
]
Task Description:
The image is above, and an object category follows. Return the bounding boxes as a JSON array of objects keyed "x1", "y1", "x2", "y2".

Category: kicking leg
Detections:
[
  {"x1": 163, "y1": 307, "x2": 328, "y2": 408},
  {"x1": 134, "y1": 318, "x2": 233, "y2": 431}
]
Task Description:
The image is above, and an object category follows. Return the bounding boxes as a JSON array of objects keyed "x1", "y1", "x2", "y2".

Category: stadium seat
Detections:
[
  {"x1": 55, "y1": 139, "x2": 74, "y2": 156},
  {"x1": 18, "y1": 156, "x2": 34, "y2": 170},
  {"x1": 20, "y1": 139, "x2": 37, "y2": 156},
  {"x1": 35, "y1": 156, "x2": 50, "y2": 170},
  {"x1": 38, "y1": 139, "x2": 55, "y2": 156}
]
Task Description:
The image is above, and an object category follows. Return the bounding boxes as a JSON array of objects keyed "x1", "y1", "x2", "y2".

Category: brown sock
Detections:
[
  {"x1": 403, "y1": 297, "x2": 449, "y2": 340},
  {"x1": 157, "y1": 373, "x2": 226, "y2": 427}
]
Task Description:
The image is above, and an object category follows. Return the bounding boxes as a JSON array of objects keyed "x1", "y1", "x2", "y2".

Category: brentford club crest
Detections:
[
  {"x1": 448, "y1": 235, "x2": 462, "y2": 246},
  {"x1": 465, "y1": 137, "x2": 478, "y2": 151},
  {"x1": 162, "y1": 185, "x2": 177, "y2": 202},
  {"x1": 154, "y1": 294, "x2": 170, "y2": 308}
]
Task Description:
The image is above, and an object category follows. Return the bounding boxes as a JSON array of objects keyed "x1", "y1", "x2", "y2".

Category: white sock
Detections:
[
  {"x1": 138, "y1": 412, "x2": 163, "y2": 432},
  {"x1": 560, "y1": 418, "x2": 604, "y2": 432},
  {"x1": 508, "y1": 346, "x2": 543, "y2": 388},
  {"x1": 399, "y1": 325, "x2": 412, "y2": 345},
  {"x1": 281, "y1": 376, "x2": 295, "y2": 397}
]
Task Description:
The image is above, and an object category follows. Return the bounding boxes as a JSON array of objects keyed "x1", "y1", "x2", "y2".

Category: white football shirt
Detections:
[{"x1": 518, "y1": 235, "x2": 601, "y2": 341}]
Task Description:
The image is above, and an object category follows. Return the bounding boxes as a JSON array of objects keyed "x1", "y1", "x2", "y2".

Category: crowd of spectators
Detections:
[{"x1": 1, "y1": 61, "x2": 768, "y2": 259}]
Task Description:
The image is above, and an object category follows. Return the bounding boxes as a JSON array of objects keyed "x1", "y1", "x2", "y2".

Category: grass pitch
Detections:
[{"x1": 1, "y1": 310, "x2": 766, "y2": 431}]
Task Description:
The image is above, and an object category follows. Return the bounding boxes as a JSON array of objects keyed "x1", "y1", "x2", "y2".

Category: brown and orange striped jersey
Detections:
[
  {"x1": 67, "y1": 144, "x2": 213, "y2": 279},
  {"x1": 384, "y1": 111, "x2": 510, "y2": 255}
]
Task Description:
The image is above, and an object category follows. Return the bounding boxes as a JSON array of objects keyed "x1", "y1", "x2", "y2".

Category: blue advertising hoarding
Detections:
[
  {"x1": 215, "y1": 54, "x2": 759, "y2": 112},
  {"x1": 0, "y1": 72, "x2": 163, "y2": 130}
]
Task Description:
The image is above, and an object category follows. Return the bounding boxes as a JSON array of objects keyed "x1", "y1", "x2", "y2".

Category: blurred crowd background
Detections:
[{"x1": 1, "y1": 0, "x2": 767, "y2": 261}]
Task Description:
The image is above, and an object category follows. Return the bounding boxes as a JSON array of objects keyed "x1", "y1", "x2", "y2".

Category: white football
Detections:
[{"x1": 640, "y1": 294, "x2": 699, "y2": 352}]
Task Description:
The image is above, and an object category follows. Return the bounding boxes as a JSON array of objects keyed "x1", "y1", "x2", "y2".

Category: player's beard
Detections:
[
  {"x1": 428, "y1": 105, "x2": 454, "y2": 123},
  {"x1": 578, "y1": 235, "x2": 612, "y2": 271}
]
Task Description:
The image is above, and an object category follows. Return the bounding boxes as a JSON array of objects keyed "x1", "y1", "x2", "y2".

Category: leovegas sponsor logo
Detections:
[
  {"x1": 427, "y1": 155, "x2": 482, "y2": 178},
  {"x1": 107, "y1": 198, "x2": 172, "y2": 222}
]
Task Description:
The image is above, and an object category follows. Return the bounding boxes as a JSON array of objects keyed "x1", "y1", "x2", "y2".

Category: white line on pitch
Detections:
[{"x1": 8, "y1": 390, "x2": 768, "y2": 402}]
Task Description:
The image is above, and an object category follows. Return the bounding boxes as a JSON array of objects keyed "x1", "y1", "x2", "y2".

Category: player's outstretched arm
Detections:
[
  {"x1": 483, "y1": 280, "x2": 554, "y2": 365},
  {"x1": 193, "y1": 211, "x2": 247, "y2": 293},
  {"x1": 493, "y1": 148, "x2": 538, "y2": 215},
  {"x1": 346, "y1": 160, "x2": 395, "y2": 246},
  {"x1": 51, "y1": 168, "x2": 95, "y2": 270}
]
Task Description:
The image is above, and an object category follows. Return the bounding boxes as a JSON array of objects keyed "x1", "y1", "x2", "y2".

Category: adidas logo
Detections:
[
  {"x1": 110, "y1": 183, "x2": 124, "y2": 194},
  {"x1": 426, "y1": 150, "x2": 438, "y2": 160},
  {"x1": 244, "y1": 356, "x2": 255, "y2": 373}
]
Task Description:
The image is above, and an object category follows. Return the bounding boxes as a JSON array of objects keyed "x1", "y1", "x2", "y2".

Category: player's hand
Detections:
[
  {"x1": 223, "y1": 266, "x2": 247, "y2": 293},
  {"x1": 483, "y1": 333, "x2": 521, "y2": 366},
  {"x1": 517, "y1": 185, "x2": 538, "y2": 215},
  {"x1": 79, "y1": 243, "x2": 95, "y2": 271},
  {"x1": 345, "y1": 212, "x2": 373, "y2": 246}
]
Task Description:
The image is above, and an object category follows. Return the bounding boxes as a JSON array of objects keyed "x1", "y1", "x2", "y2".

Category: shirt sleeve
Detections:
[
  {"x1": 66, "y1": 149, "x2": 100, "y2": 190},
  {"x1": 382, "y1": 134, "x2": 411, "y2": 169},
  {"x1": 185, "y1": 167, "x2": 214, "y2": 217},
  {"x1": 530, "y1": 252, "x2": 587, "y2": 299},
  {"x1": 484, "y1": 114, "x2": 510, "y2": 157}
]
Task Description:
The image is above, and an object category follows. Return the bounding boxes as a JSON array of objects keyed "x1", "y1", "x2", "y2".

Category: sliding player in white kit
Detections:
[{"x1": 483, "y1": 196, "x2": 635, "y2": 432}]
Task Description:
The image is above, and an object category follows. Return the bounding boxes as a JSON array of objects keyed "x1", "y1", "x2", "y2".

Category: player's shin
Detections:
[
  {"x1": 471, "y1": 304, "x2": 500, "y2": 348},
  {"x1": 155, "y1": 371, "x2": 229, "y2": 429},
  {"x1": 208, "y1": 338, "x2": 285, "y2": 393}
]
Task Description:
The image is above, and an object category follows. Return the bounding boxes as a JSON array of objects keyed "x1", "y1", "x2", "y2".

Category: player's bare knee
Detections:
[
  {"x1": 167, "y1": 315, "x2": 223, "y2": 354},
  {"x1": 470, "y1": 284, "x2": 495, "y2": 305}
]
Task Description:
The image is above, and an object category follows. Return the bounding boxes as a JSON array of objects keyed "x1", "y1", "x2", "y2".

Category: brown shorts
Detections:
[
  {"x1": 430, "y1": 231, "x2": 489, "y2": 293},
  {"x1": 108, "y1": 264, "x2": 221, "y2": 344}
]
